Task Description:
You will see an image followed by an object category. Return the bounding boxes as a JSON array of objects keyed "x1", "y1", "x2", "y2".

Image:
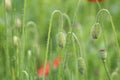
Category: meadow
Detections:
[{"x1": 0, "y1": 0, "x2": 120, "y2": 80}]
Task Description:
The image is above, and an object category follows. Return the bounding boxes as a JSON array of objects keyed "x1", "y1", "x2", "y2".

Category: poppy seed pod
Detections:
[
  {"x1": 13, "y1": 36, "x2": 19, "y2": 47},
  {"x1": 99, "y1": 49, "x2": 107, "y2": 62},
  {"x1": 91, "y1": 23, "x2": 102, "y2": 39},
  {"x1": 15, "y1": 18, "x2": 21, "y2": 28},
  {"x1": 5, "y1": 0, "x2": 12, "y2": 12},
  {"x1": 56, "y1": 32, "x2": 66, "y2": 48},
  {"x1": 78, "y1": 57, "x2": 86, "y2": 74}
]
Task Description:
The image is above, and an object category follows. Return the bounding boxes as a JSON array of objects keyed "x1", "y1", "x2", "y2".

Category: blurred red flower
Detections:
[
  {"x1": 37, "y1": 56, "x2": 62, "y2": 77},
  {"x1": 37, "y1": 63, "x2": 50, "y2": 77},
  {"x1": 53, "y1": 56, "x2": 62, "y2": 69},
  {"x1": 88, "y1": 0, "x2": 103, "y2": 2}
]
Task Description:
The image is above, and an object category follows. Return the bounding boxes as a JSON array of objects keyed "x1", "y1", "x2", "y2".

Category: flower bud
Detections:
[
  {"x1": 78, "y1": 57, "x2": 86, "y2": 74},
  {"x1": 15, "y1": 18, "x2": 21, "y2": 28},
  {"x1": 99, "y1": 49, "x2": 107, "y2": 62},
  {"x1": 5, "y1": 0, "x2": 12, "y2": 12},
  {"x1": 91, "y1": 23, "x2": 101, "y2": 39},
  {"x1": 13, "y1": 36, "x2": 19, "y2": 47},
  {"x1": 56, "y1": 32, "x2": 66, "y2": 48}
]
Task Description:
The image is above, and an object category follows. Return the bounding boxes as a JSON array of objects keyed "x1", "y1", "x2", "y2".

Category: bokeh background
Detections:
[{"x1": 0, "y1": 0, "x2": 120, "y2": 80}]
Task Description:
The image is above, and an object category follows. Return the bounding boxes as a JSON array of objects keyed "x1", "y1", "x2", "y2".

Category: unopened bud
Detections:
[
  {"x1": 13, "y1": 36, "x2": 19, "y2": 47},
  {"x1": 15, "y1": 18, "x2": 21, "y2": 28},
  {"x1": 99, "y1": 49, "x2": 107, "y2": 62},
  {"x1": 78, "y1": 57, "x2": 86, "y2": 74},
  {"x1": 56, "y1": 32, "x2": 66, "y2": 48},
  {"x1": 91, "y1": 23, "x2": 101, "y2": 39},
  {"x1": 5, "y1": 0, "x2": 12, "y2": 12},
  {"x1": 28, "y1": 50, "x2": 32, "y2": 57}
]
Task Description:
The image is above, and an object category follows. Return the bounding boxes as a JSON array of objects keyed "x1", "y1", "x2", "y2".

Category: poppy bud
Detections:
[
  {"x1": 56, "y1": 32, "x2": 66, "y2": 48},
  {"x1": 15, "y1": 18, "x2": 21, "y2": 28},
  {"x1": 78, "y1": 57, "x2": 86, "y2": 74},
  {"x1": 5, "y1": 0, "x2": 12, "y2": 12},
  {"x1": 99, "y1": 49, "x2": 107, "y2": 62},
  {"x1": 13, "y1": 36, "x2": 19, "y2": 47},
  {"x1": 91, "y1": 23, "x2": 101, "y2": 40}
]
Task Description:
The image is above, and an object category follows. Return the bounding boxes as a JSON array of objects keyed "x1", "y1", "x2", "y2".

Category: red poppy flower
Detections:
[
  {"x1": 88, "y1": 0, "x2": 103, "y2": 2},
  {"x1": 37, "y1": 63, "x2": 50, "y2": 77},
  {"x1": 53, "y1": 57, "x2": 62, "y2": 69}
]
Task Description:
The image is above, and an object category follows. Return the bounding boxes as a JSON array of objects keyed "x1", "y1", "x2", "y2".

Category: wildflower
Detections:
[
  {"x1": 53, "y1": 57, "x2": 62, "y2": 69},
  {"x1": 78, "y1": 57, "x2": 86, "y2": 74},
  {"x1": 37, "y1": 63, "x2": 50, "y2": 77},
  {"x1": 56, "y1": 32, "x2": 66, "y2": 48},
  {"x1": 99, "y1": 49, "x2": 107, "y2": 62},
  {"x1": 5, "y1": 0, "x2": 12, "y2": 12},
  {"x1": 88, "y1": 0, "x2": 103, "y2": 2},
  {"x1": 90, "y1": 23, "x2": 101, "y2": 40}
]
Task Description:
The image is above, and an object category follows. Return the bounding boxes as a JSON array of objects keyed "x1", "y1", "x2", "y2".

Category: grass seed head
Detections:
[
  {"x1": 56, "y1": 32, "x2": 66, "y2": 48},
  {"x1": 91, "y1": 23, "x2": 102, "y2": 40},
  {"x1": 78, "y1": 57, "x2": 86, "y2": 74}
]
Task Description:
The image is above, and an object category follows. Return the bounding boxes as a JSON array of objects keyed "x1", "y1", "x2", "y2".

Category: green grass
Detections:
[{"x1": 0, "y1": 0, "x2": 120, "y2": 80}]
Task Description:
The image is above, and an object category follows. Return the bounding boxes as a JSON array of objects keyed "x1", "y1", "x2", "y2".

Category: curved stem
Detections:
[
  {"x1": 96, "y1": 9, "x2": 120, "y2": 59},
  {"x1": 62, "y1": 13, "x2": 72, "y2": 32},
  {"x1": 67, "y1": 32, "x2": 83, "y2": 57},
  {"x1": 72, "y1": 33, "x2": 83, "y2": 57},
  {"x1": 66, "y1": 32, "x2": 84, "y2": 80},
  {"x1": 42, "y1": 10, "x2": 63, "y2": 80},
  {"x1": 96, "y1": 0, "x2": 102, "y2": 9}
]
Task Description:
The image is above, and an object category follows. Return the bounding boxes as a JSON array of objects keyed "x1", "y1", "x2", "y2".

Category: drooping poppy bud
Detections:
[
  {"x1": 90, "y1": 23, "x2": 102, "y2": 40},
  {"x1": 56, "y1": 32, "x2": 66, "y2": 48},
  {"x1": 78, "y1": 57, "x2": 86, "y2": 74},
  {"x1": 99, "y1": 49, "x2": 107, "y2": 62}
]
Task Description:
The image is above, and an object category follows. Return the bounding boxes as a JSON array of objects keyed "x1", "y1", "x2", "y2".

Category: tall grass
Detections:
[{"x1": 0, "y1": 0, "x2": 120, "y2": 80}]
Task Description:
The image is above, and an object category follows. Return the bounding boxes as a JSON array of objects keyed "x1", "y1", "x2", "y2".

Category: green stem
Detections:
[
  {"x1": 4, "y1": 1, "x2": 11, "y2": 79},
  {"x1": 62, "y1": 13, "x2": 72, "y2": 32},
  {"x1": 72, "y1": 33, "x2": 78, "y2": 80},
  {"x1": 67, "y1": 32, "x2": 84, "y2": 80},
  {"x1": 72, "y1": 33, "x2": 83, "y2": 57},
  {"x1": 72, "y1": 0, "x2": 81, "y2": 24},
  {"x1": 67, "y1": 32, "x2": 83, "y2": 57},
  {"x1": 21, "y1": 0, "x2": 27, "y2": 79},
  {"x1": 16, "y1": 47, "x2": 19, "y2": 79},
  {"x1": 96, "y1": 0, "x2": 102, "y2": 9},
  {"x1": 103, "y1": 62, "x2": 111, "y2": 80}
]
